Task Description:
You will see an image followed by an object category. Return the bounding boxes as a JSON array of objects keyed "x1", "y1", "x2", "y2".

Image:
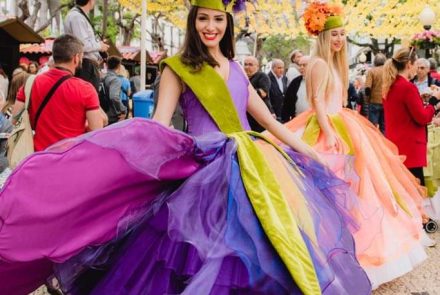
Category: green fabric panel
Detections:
[
  {"x1": 324, "y1": 16, "x2": 344, "y2": 31},
  {"x1": 302, "y1": 114, "x2": 354, "y2": 155},
  {"x1": 161, "y1": 56, "x2": 243, "y2": 134},
  {"x1": 162, "y1": 55, "x2": 321, "y2": 295},
  {"x1": 231, "y1": 132, "x2": 321, "y2": 295},
  {"x1": 191, "y1": 0, "x2": 226, "y2": 11}
]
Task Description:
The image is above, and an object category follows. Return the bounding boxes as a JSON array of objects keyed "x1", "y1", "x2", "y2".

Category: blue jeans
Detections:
[{"x1": 368, "y1": 103, "x2": 384, "y2": 133}]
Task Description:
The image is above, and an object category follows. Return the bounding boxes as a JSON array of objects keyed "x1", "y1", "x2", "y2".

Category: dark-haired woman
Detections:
[
  {"x1": 27, "y1": 61, "x2": 39, "y2": 74},
  {"x1": 0, "y1": 1, "x2": 371, "y2": 294}
]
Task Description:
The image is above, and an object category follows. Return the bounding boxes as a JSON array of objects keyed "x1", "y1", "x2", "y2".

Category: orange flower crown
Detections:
[{"x1": 303, "y1": 2, "x2": 344, "y2": 36}]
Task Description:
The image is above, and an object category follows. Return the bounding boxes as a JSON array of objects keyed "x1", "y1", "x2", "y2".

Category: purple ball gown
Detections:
[{"x1": 0, "y1": 61, "x2": 371, "y2": 294}]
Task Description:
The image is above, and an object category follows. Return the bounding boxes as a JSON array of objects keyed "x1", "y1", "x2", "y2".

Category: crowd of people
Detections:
[{"x1": 0, "y1": 0, "x2": 440, "y2": 294}]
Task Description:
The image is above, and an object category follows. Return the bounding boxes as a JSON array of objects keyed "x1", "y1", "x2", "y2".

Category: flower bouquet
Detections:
[{"x1": 411, "y1": 30, "x2": 440, "y2": 50}]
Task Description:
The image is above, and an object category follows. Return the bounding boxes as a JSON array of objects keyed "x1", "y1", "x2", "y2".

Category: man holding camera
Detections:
[{"x1": 64, "y1": 0, "x2": 109, "y2": 92}]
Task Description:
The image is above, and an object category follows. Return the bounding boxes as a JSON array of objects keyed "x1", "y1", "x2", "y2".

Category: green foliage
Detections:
[
  {"x1": 261, "y1": 33, "x2": 311, "y2": 65},
  {"x1": 60, "y1": 0, "x2": 139, "y2": 45}
]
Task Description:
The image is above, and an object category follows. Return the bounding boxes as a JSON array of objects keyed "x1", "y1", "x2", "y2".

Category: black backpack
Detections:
[{"x1": 98, "y1": 76, "x2": 112, "y2": 112}]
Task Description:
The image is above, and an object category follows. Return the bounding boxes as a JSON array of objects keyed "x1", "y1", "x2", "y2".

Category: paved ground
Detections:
[
  {"x1": 373, "y1": 231, "x2": 440, "y2": 295},
  {"x1": 29, "y1": 232, "x2": 440, "y2": 295}
]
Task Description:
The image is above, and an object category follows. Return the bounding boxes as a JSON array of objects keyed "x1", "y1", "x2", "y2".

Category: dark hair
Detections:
[
  {"x1": 27, "y1": 61, "x2": 39, "y2": 73},
  {"x1": 107, "y1": 56, "x2": 122, "y2": 70},
  {"x1": 180, "y1": 6, "x2": 235, "y2": 71},
  {"x1": 373, "y1": 53, "x2": 386, "y2": 67},
  {"x1": 52, "y1": 34, "x2": 84, "y2": 64},
  {"x1": 0, "y1": 67, "x2": 6, "y2": 79},
  {"x1": 75, "y1": 0, "x2": 90, "y2": 6},
  {"x1": 3, "y1": 71, "x2": 30, "y2": 113}
]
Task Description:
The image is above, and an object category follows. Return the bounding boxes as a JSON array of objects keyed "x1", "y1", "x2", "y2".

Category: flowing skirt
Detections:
[
  {"x1": 281, "y1": 109, "x2": 427, "y2": 288},
  {"x1": 0, "y1": 119, "x2": 371, "y2": 294}
]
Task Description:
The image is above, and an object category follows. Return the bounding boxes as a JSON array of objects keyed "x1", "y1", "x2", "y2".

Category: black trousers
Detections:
[
  {"x1": 75, "y1": 58, "x2": 100, "y2": 93},
  {"x1": 408, "y1": 167, "x2": 425, "y2": 186}
]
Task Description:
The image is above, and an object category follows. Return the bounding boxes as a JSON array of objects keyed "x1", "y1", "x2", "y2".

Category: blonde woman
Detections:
[{"x1": 278, "y1": 1, "x2": 430, "y2": 289}]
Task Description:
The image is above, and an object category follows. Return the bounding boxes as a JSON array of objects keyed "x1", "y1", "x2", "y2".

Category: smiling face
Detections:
[
  {"x1": 195, "y1": 8, "x2": 227, "y2": 51},
  {"x1": 329, "y1": 27, "x2": 346, "y2": 53}
]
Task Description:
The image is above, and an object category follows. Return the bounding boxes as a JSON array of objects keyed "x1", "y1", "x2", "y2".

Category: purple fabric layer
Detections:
[
  {"x1": 0, "y1": 119, "x2": 371, "y2": 294},
  {"x1": 180, "y1": 60, "x2": 251, "y2": 136},
  {"x1": 0, "y1": 120, "x2": 204, "y2": 295}
]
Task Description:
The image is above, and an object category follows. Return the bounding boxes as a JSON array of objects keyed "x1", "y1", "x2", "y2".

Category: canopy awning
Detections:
[{"x1": 0, "y1": 17, "x2": 43, "y2": 43}]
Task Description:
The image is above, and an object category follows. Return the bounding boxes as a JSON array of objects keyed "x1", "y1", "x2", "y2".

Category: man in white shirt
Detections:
[
  {"x1": 64, "y1": 0, "x2": 109, "y2": 92},
  {"x1": 268, "y1": 59, "x2": 287, "y2": 121},
  {"x1": 282, "y1": 56, "x2": 310, "y2": 122}
]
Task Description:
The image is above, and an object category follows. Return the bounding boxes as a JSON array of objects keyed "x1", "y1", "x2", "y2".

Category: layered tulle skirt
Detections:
[
  {"x1": 0, "y1": 119, "x2": 371, "y2": 294},
  {"x1": 282, "y1": 109, "x2": 428, "y2": 288}
]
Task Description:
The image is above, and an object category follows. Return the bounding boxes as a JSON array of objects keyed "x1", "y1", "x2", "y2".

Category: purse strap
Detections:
[
  {"x1": 34, "y1": 75, "x2": 72, "y2": 130},
  {"x1": 24, "y1": 75, "x2": 37, "y2": 111}
]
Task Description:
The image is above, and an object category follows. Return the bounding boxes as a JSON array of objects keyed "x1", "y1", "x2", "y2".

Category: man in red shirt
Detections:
[{"x1": 12, "y1": 34, "x2": 105, "y2": 151}]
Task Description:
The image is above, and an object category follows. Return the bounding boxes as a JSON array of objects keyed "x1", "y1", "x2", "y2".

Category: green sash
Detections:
[{"x1": 161, "y1": 56, "x2": 321, "y2": 295}]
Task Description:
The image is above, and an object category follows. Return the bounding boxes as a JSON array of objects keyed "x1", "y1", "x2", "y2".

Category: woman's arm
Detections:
[
  {"x1": 308, "y1": 59, "x2": 337, "y2": 149},
  {"x1": 152, "y1": 66, "x2": 182, "y2": 126},
  {"x1": 403, "y1": 85, "x2": 436, "y2": 126},
  {"x1": 247, "y1": 84, "x2": 323, "y2": 163}
]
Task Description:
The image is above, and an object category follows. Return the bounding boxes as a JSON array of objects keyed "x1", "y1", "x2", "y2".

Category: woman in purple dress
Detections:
[{"x1": 0, "y1": 1, "x2": 371, "y2": 294}]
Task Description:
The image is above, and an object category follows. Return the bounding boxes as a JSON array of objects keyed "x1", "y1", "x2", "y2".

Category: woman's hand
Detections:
[
  {"x1": 324, "y1": 131, "x2": 338, "y2": 150},
  {"x1": 433, "y1": 116, "x2": 440, "y2": 127}
]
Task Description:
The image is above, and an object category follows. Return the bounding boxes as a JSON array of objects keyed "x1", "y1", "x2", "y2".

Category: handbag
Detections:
[
  {"x1": 7, "y1": 75, "x2": 36, "y2": 169},
  {"x1": 7, "y1": 74, "x2": 72, "y2": 168}
]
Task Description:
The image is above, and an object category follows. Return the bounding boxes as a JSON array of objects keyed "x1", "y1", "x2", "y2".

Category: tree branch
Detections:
[
  {"x1": 347, "y1": 36, "x2": 375, "y2": 50},
  {"x1": 35, "y1": 2, "x2": 69, "y2": 33}
]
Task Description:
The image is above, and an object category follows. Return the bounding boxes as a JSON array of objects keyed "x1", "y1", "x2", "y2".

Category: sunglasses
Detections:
[{"x1": 244, "y1": 63, "x2": 255, "y2": 66}]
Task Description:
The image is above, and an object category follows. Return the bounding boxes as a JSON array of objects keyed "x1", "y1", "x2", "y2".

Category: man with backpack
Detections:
[
  {"x1": 11, "y1": 34, "x2": 105, "y2": 152},
  {"x1": 100, "y1": 56, "x2": 127, "y2": 124}
]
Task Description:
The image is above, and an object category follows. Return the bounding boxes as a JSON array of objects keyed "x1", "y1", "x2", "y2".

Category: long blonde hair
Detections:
[
  {"x1": 306, "y1": 29, "x2": 349, "y2": 107},
  {"x1": 382, "y1": 47, "x2": 417, "y2": 98}
]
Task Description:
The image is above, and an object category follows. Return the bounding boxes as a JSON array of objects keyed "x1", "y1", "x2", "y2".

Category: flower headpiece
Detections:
[
  {"x1": 191, "y1": 0, "x2": 250, "y2": 13},
  {"x1": 303, "y1": 1, "x2": 344, "y2": 36}
]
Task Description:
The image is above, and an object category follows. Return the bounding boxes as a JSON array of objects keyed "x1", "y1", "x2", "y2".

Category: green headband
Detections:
[
  {"x1": 324, "y1": 15, "x2": 344, "y2": 31},
  {"x1": 191, "y1": 0, "x2": 227, "y2": 12}
]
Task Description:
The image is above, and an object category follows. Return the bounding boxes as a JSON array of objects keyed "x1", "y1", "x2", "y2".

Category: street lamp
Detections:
[
  {"x1": 419, "y1": 5, "x2": 436, "y2": 58},
  {"x1": 358, "y1": 52, "x2": 367, "y2": 63},
  {"x1": 419, "y1": 5, "x2": 436, "y2": 31}
]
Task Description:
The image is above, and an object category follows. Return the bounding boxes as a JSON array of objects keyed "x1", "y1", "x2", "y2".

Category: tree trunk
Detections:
[
  {"x1": 48, "y1": 0, "x2": 62, "y2": 34},
  {"x1": 102, "y1": 0, "x2": 108, "y2": 37},
  {"x1": 27, "y1": 0, "x2": 41, "y2": 29},
  {"x1": 35, "y1": 2, "x2": 67, "y2": 33},
  {"x1": 37, "y1": 0, "x2": 48, "y2": 32},
  {"x1": 115, "y1": 5, "x2": 139, "y2": 46},
  {"x1": 348, "y1": 37, "x2": 399, "y2": 58}
]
